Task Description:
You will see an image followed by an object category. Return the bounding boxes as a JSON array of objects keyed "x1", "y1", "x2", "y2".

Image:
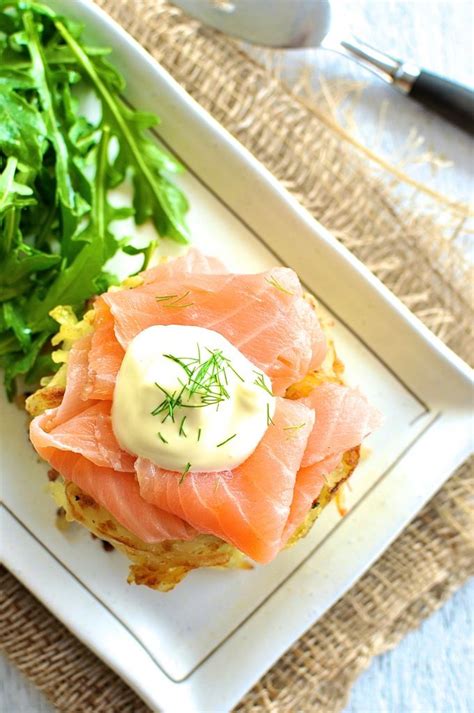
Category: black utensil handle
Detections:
[{"x1": 409, "y1": 70, "x2": 474, "y2": 135}]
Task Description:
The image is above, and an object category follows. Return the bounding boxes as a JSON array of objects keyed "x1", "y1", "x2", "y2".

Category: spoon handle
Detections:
[{"x1": 408, "y1": 71, "x2": 473, "y2": 135}]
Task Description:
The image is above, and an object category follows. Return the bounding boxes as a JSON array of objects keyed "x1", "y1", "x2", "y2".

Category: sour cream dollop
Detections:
[{"x1": 112, "y1": 325, "x2": 276, "y2": 473}]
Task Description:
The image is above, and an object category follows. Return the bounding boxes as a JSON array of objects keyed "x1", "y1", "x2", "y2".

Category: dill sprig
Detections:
[
  {"x1": 155, "y1": 293, "x2": 178, "y2": 302},
  {"x1": 151, "y1": 383, "x2": 186, "y2": 422},
  {"x1": 227, "y1": 363, "x2": 244, "y2": 382},
  {"x1": 265, "y1": 274, "x2": 294, "y2": 296},
  {"x1": 179, "y1": 416, "x2": 187, "y2": 437},
  {"x1": 155, "y1": 291, "x2": 193, "y2": 308},
  {"x1": 283, "y1": 423, "x2": 306, "y2": 431},
  {"x1": 254, "y1": 371, "x2": 273, "y2": 396},
  {"x1": 266, "y1": 403, "x2": 275, "y2": 426},
  {"x1": 197, "y1": 428, "x2": 202, "y2": 442},
  {"x1": 216, "y1": 433, "x2": 237, "y2": 448},
  {"x1": 157, "y1": 432, "x2": 168, "y2": 444},
  {"x1": 151, "y1": 342, "x2": 244, "y2": 445},
  {"x1": 154, "y1": 345, "x2": 237, "y2": 421},
  {"x1": 151, "y1": 381, "x2": 190, "y2": 422},
  {"x1": 163, "y1": 352, "x2": 196, "y2": 377},
  {"x1": 179, "y1": 462, "x2": 191, "y2": 484},
  {"x1": 152, "y1": 344, "x2": 269, "y2": 445}
]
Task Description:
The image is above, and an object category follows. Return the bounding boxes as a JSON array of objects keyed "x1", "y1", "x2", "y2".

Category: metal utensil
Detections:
[{"x1": 171, "y1": 0, "x2": 474, "y2": 135}]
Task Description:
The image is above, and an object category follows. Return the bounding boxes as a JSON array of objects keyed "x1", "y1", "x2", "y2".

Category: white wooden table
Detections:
[{"x1": 1, "y1": 1, "x2": 472, "y2": 711}]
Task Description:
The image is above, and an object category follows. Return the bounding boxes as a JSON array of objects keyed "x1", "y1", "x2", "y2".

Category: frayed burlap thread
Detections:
[{"x1": 1, "y1": 2, "x2": 473, "y2": 712}]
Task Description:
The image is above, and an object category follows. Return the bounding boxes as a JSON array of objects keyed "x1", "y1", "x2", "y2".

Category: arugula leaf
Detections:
[
  {"x1": 54, "y1": 20, "x2": 190, "y2": 242},
  {"x1": 0, "y1": 90, "x2": 47, "y2": 169},
  {"x1": 0, "y1": 71, "x2": 36, "y2": 90},
  {"x1": 3, "y1": 330, "x2": 50, "y2": 398},
  {"x1": 22, "y1": 9, "x2": 89, "y2": 242},
  {"x1": 0, "y1": 243, "x2": 61, "y2": 293},
  {"x1": 0, "y1": 1, "x2": 191, "y2": 398},
  {"x1": 0, "y1": 333, "x2": 18, "y2": 357},
  {"x1": 24, "y1": 351, "x2": 55, "y2": 385},
  {"x1": 122, "y1": 239, "x2": 157, "y2": 272},
  {"x1": 2, "y1": 301, "x2": 31, "y2": 350},
  {"x1": 25, "y1": 127, "x2": 117, "y2": 324},
  {"x1": 0, "y1": 156, "x2": 35, "y2": 215},
  {"x1": 0, "y1": 157, "x2": 36, "y2": 258},
  {"x1": 26, "y1": 240, "x2": 104, "y2": 331}
]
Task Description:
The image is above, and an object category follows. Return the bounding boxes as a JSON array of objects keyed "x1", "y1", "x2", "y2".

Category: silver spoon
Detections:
[{"x1": 171, "y1": 0, "x2": 474, "y2": 135}]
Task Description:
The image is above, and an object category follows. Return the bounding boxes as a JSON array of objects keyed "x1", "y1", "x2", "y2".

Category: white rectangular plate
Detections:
[{"x1": 1, "y1": 2, "x2": 472, "y2": 711}]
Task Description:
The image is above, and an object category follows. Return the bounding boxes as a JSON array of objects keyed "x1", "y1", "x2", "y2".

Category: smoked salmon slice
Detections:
[
  {"x1": 135, "y1": 398, "x2": 315, "y2": 563},
  {"x1": 53, "y1": 335, "x2": 95, "y2": 427},
  {"x1": 141, "y1": 249, "x2": 227, "y2": 281},
  {"x1": 33, "y1": 402, "x2": 135, "y2": 473},
  {"x1": 83, "y1": 297, "x2": 124, "y2": 401},
  {"x1": 83, "y1": 250, "x2": 225, "y2": 401},
  {"x1": 282, "y1": 454, "x2": 342, "y2": 543},
  {"x1": 30, "y1": 334, "x2": 196, "y2": 542},
  {"x1": 30, "y1": 412, "x2": 196, "y2": 543},
  {"x1": 100, "y1": 252, "x2": 326, "y2": 395},
  {"x1": 301, "y1": 383, "x2": 382, "y2": 468},
  {"x1": 279, "y1": 383, "x2": 382, "y2": 542}
]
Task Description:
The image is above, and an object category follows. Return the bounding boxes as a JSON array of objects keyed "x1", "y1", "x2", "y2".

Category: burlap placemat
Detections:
[{"x1": 1, "y1": 2, "x2": 473, "y2": 711}]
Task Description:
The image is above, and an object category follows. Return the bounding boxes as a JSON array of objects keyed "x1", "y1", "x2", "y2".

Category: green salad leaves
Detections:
[{"x1": 0, "y1": 0, "x2": 190, "y2": 397}]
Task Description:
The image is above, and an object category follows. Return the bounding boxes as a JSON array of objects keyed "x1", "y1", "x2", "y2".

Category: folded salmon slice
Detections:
[
  {"x1": 100, "y1": 250, "x2": 326, "y2": 395},
  {"x1": 34, "y1": 401, "x2": 135, "y2": 472},
  {"x1": 30, "y1": 335, "x2": 196, "y2": 542},
  {"x1": 30, "y1": 412, "x2": 197, "y2": 542},
  {"x1": 136, "y1": 398, "x2": 315, "y2": 563},
  {"x1": 279, "y1": 383, "x2": 382, "y2": 543},
  {"x1": 301, "y1": 383, "x2": 382, "y2": 467},
  {"x1": 53, "y1": 335, "x2": 95, "y2": 426},
  {"x1": 83, "y1": 251, "x2": 226, "y2": 401},
  {"x1": 282, "y1": 454, "x2": 341, "y2": 543},
  {"x1": 83, "y1": 298, "x2": 124, "y2": 401},
  {"x1": 142, "y1": 249, "x2": 227, "y2": 280}
]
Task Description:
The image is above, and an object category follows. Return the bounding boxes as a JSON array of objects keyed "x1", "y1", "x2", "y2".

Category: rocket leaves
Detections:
[{"x1": 0, "y1": 1, "x2": 190, "y2": 397}]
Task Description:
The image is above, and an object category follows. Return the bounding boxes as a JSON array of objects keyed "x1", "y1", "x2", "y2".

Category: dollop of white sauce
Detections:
[{"x1": 112, "y1": 325, "x2": 276, "y2": 473}]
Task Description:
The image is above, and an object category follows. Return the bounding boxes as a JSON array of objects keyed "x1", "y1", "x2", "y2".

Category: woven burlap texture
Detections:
[{"x1": 1, "y1": 1, "x2": 473, "y2": 711}]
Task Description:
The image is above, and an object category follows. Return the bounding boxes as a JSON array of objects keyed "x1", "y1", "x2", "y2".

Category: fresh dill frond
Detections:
[
  {"x1": 157, "y1": 432, "x2": 168, "y2": 444},
  {"x1": 151, "y1": 382, "x2": 187, "y2": 422},
  {"x1": 253, "y1": 371, "x2": 273, "y2": 396},
  {"x1": 265, "y1": 274, "x2": 294, "y2": 295},
  {"x1": 166, "y1": 302, "x2": 194, "y2": 309},
  {"x1": 155, "y1": 293, "x2": 178, "y2": 302},
  {"x1": 153, "y1": 343, "x2": 252, "y2": 440},
  {"x1": 216, "y1": 433, "x2": 237, "y2": 448},
  {"x1": 155, "y1": 290, "x2": 193, "y2": 308},
  {"x1": 227, "y1": 363, "x2": 244, "y2": 382},
  {"x1": 283, "y1": 423, "x2": 306, "y2": 431},
  {"x1": 266, "y1": 403, "x2": 275, "y2": 426},
  {"x1": 164, "y1": 353, "x2": 196, "y2": 377},
  {"x1": 197, "y1": 427, "x2": 202, "y2": 442},
  {"x1": 179, "y1": 415, "x2": 187, "y2": 437},
  {"x1": 179, "y1": 462, "x2": 191, "y2": 485},
  {"x1": 175, "y1": 346, "x2": 233, "y2": 409}
]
